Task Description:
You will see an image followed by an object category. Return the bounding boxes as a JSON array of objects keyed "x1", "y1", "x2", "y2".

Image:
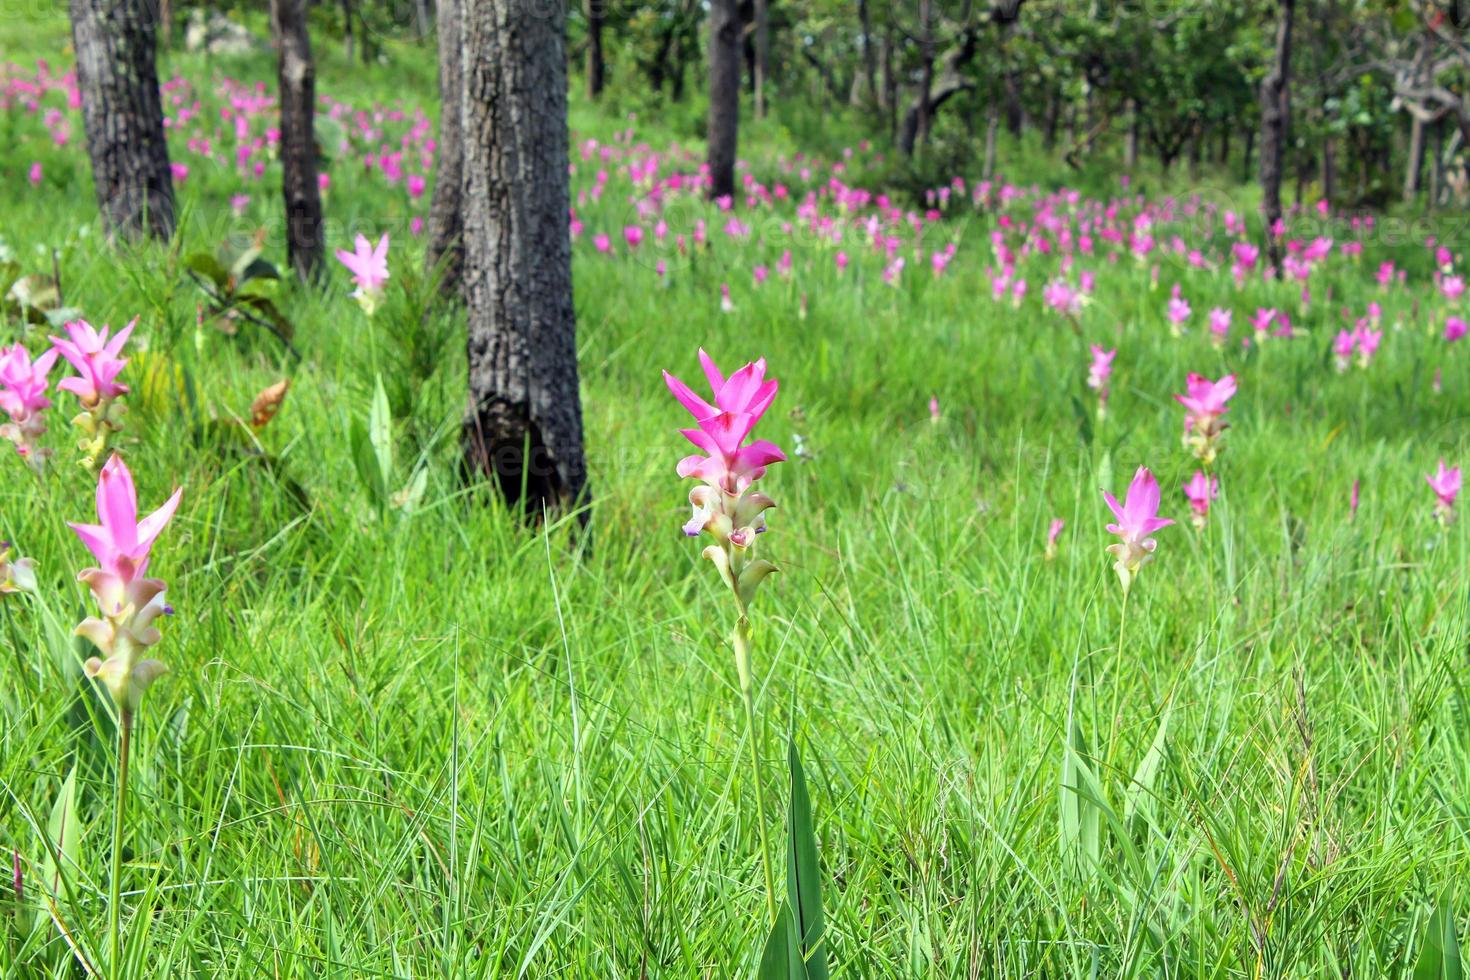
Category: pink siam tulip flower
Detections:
[
  {"x1": 335, "y1": 233, "x2": 390, "y2": 315},
  {"x1": 1044, "y1": 518, "x2": 1065, "y2": 561},
  {"x1": 719, "y1": 283, "x2": 735, "y2": 314},
  {"x1": 0, "y1": 342, "x2": 59, "y2": 466},
  {"x1": 1352, "y1": 325, "x2": 1382, "y2": 368},
  {"x1": 406, "y1": 174, "x2": 426, "y2": 199},
  {"x1": 229, "y1": 194, "x2": 251, "y2": 216},
  {"x1": 1446, "y1": 316, "x2": 1467, "y2": 343},
  {"x1": 1443, "y1": 275, "x2": 1465, "y2": 302},
  {"x1": 28, "y1": 162, "x2": 42, "y2": 187},
  {"x1": 50, "y1": 319, "x2": 133, "y2": 409},
  {"x1": 1208, "y1": 307, "x2": 1231, "y2": 346},
  {"x1": 1165, "y1": 290, "x2": 1191, "y2": 336},
  {"x1": 623, "y1": 225, "x2": 643, "y2": 249},
  {"x1": 1426, "y1": 459, "x2": 1461, "y2": 524},
  {"x1": 1102, "y1": 466, "x2": 1174, "y2": 595},
  {"x1": 70, "y1": 454, "x2": 182, "y2": 712},
  {"x1": 1182, "y1": 470, "x2": 1218, "y2": 530},
  {"x1": 1087, "y1": 345, "x2": 1115, "y2": 417},
  {"x1": 1174, "y1": 373, "x2": 1237, "y2": 463},
  {"x1": 1332, "y1": 330, "x2": 1355, "y2": 372},
  {"x1": 664, "y1": 351, "x2": 785, "y2": 502},
  {"x1": 0, "y1": 541, "x2": 37, "y2": 594},
  {"x1": 929, "y1": 396, "x2": 941, "y2": 422},
  {"x1": 1350, "y1": 479, "x2": 1360, "y2": 520},
  {"x1": 1042, "y1": 278, "x2": 1082, "y2": 317}
]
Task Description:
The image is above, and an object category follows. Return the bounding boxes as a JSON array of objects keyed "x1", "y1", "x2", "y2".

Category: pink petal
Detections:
[
  {"x1": 697, "y1": 348, "x2": 725, "y2": 391},
  {"x1": 662, "y1": 371, "x2": 716, "y2": 420},
  {"x1": 136, "y1": 486, "x2": 183, "y2": 551}
]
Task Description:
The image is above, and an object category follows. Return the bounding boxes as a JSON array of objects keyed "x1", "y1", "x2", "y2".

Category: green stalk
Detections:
[
  {"x1": 108, "y1": 709, "x2": 132, "y2": 979},
  {"x1": 732, "y1": 615, "x2": 777, "y2": 923}
]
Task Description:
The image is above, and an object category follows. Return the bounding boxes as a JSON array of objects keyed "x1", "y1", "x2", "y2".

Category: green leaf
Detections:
[
  {"x1": 785, "y1": 740, "x2": 829, "y2": 979},
  {"x1": 229, "y1": 244, "x2": 265, "y2": 282},
  {"x1": 757, "y1": 904, "x2": 808, "y2": 980},
  {"x1": 235, "y1": 257, "x2": 280, "y2": 285},
  {"x1": 1123, "y1": 701, "x2": 1172, "y2": 831},
  {"x1": 1413, "y1": 890, "x2": 1463, "y2": 980},
  {"x1": 185, "y1": 253, "x2": 230, "y2": 290},
  {"x1": 370, "y1": 376, "x2": 394, "y2": 492},
  {"x1": 350, "y1": 418, "x2": 388, "y2": 508},
  {"x1": 32, "y1": 763, "x2": 80, "y2": 933},
  {"x1": 1060, "y1": 716, "x2": 1104, "y2": 869}
]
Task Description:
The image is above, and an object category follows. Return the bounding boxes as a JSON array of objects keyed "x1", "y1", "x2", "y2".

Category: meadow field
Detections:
[{"x1": 3, "y1": 7, "x2": 1470, "y2": 978}]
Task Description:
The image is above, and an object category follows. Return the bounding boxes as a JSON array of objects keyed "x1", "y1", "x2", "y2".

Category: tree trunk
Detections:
[
  {"x1": 881, "y1": 33, "x2": 897, "y2": 139},
  {"x1": 271, "y1": 0, "x2": 324, "y2": 282},
  {"x1": 1242, "y1": 127, "x2": 1255, "y2": 182},
  {"x1": 1042, "y1": 88, "x2": 1060, "y2": 151},
  {"x1": 160, "y1": 0, "x2": 172, "y2": 46},
  {"x1": 585, "y1": 0, "x2": 605, "y2": 98},
  {"x1": 983, "y1": 104, "x2": 999, "y2": 179},
  {"x1": 1125, "y1": 99, "x2": 1138, "y2": 170},
  {"x1": 1320, "y1": 131, "x2": 1336, "y2": 206},
  {"x1": 1429, "y1": 118, "x2": 1444, "y2": 212},
  {"x1": 914, "y1": 0, "x2": 934, "y2": 151},
  {"x1": 753, "y1": 0, "x2": 770, "y2": 119},
  {"x1": 706, "y1": 0, "x2": 741, "y2": 200},
  {"x1": 1258, "y1": 0, "x2": 1294, "y2": 277},
  {"x1": 857, "y1": 0, "x2": 877, "y2": 108},
  {"x1": 1405, "y1": 115, "x2": 1425, "y2": 202},
  {"x1": 460, "y1": 0, "x2": 588, "y2": 517},
  {"x1": 70, "y1": 0, "x2": 176, "y2": 240},
  {"x1": 340, "y1": 0, "x2": 355, "y2": 62},
  {"x1": 415, "y1": 0, "x2": 432, "y2": 38},
  {"x1": 426, "y1": 0, "x2": 464, "y2": 296}
]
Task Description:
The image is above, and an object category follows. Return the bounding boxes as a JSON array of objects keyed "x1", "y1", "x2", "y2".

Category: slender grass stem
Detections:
[
  {"x1": 732, "y1": 616, "x2": 777, "y2": 923},
  {"x1": 108, "y1": 708, "x2": 132, "y2": 980}
]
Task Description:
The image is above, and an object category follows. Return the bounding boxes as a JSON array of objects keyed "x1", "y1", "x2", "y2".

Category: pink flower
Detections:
[
  {"x1": 335, "y1": 233, "x2": 390, "y2": 291},
  {"x1": 928, "y1": 396, "x2": 940, "y2": 422},
  {"x1": 835, "y1": 251, "x2": 849, "y2": 273},
  {"x1": 1208, "y1": 307, "x2": 1231, "y2": 343},
  {"x1": 719, "y1": 283, "x2": 735, "y2": 314},
  {"x1": 623, "y1": 225, "x2": 644, "y2": 249},
  {"x1": 1174, "y1": 373, "x2": 1237, "y2": 463},
  {"x1": 70, "y1": 454, "x2": 182, "y2": 711},
  {"x1": 1332, "y1": 330, "x2": 1355, "y2": 372},
  {"x1": 318, "y1": 172, "x2": 331, "y2": 193},
  {"x1": 0, "y1": 342, "x2": 58, "y2": 464},
  {"x1": 1350, "y1": 479, "x2": 1360, "y2": 519},
  {"x1": 49, "y1": 319, "x2": 134, "y2": 408},
  {"x1": 1043, "y1": 278, "x2": 1081, "y2": 316},
  {"x1": 406, "y1": 174, "x2": 426, "y2": 199},
  {"x1": 1443, "y1": 275, "x2": 1465, "y2": 302},
  {"x1": 1087, "y1": 345, "x2": 1115, "y2": 395},
  {"x1": 27, "y1": 162, "x2": 42, "y2": 187},
  {"x1": 1352, "y1": 325, "x2": 1382, "y2": 368},
  {"x1": 1166, "y1": 293, "x2": 1191, "y2": 334},
  {"x1": 664, "y1": 351, "x2": 785, "y2": 502},
  {"x1": 1182, "y1": 470, "x2": 1218, "y2": 529},
  {"x1": 1446, "y1": 316, "x2": 1467, "y2": 343},
  {"x1": 593, "y1": 233, "x2": 611, "y2": 254},
  {"x1": 229, "y1": 193, "x2": 251, "y2": 216},
  {"x1": 1044, "y1": 517, "x2": 1065, "y2": 560},
  {"x1": 1102, "y1": 466, "x2": 1174, "y2": 594},
  {"x1": 1427, "y1": 459, "x2": 1461, "y2": 523},
  {"x1": 170, "y1": 162, "x2": 189, "y2": 183}
]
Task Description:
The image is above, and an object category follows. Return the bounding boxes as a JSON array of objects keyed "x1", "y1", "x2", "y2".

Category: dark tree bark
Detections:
[
  {"x1": 914, "y1": 0, "x2": 935, "y2": 150},
  {"x1": 753, "y1": 0, "x2": 770, "y2": 118},
  {"x1": 160, "y1": 0, "x2": 172, "y2": 46},
  {"x1": 340, "y1": 0, "x2": 355, "y2": 62},
  {"x1": 1429, "y1": 118, "x2": 1444, "y2": 212},
  {"x1": 271, "y1": 0, "x2": 325, "y2": 281},
  {"x1": 415, "y1": 0, "x2": 432, "y2": 38},
  {"x1": 881, "y1": 33, "x2": 896, "y2": 138},
  {"x1": 585, "y1": 0, "x2": 605, "y2": 98},
  {"x1": 70, "y1": 0, "x2": 176, "y2": 240},
  {"x1": 460, "y1": 0, "x2": 588, "y2": 517},
  {"x1": 706, "y1": 0, "x2": 741, "y2": 199},
  {"x1": 1405, "y1": 115, "x2": 1425, "y2": 202},
  {"x1": 857, "y1": 0, "x2": 877, "y2": 108},
  {"x1": 1321, "y1": 131, "x2": 1336, "y2": 205},
  {"x1": 1125, "y1": 99, "x2": 1139, "y2": 169},
  {"x1": 899, "y1": 27, "x2": 978, "y2": 156},
  {"x1": 1259, "y1": 0, "x2": 1294, "y2": 277},
  {"x1": 426, "y1": 0, "x2": 464, "y2": 296},
  {"x1": 983, "y1": 104, "x2": 999, "y2": 178}
]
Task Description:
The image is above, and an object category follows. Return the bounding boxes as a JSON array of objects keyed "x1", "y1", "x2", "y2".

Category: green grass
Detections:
[{"x1": 3, "y1": 16, "x2": 1470, "y2": 978}]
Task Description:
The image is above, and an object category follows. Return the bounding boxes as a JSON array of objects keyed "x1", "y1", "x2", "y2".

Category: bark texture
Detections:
[
  {"x1": 1259, "y1": 0, "x2": 1294, "y2": 278},
  {"x1": 460, "y1": 0, "x2": 588, "y2": 517},
  {"x1": 706, "y1": 0, "x2": 742, "y2": 200},
  {"x1": 70, "y1": 0, "x2": 176, "y2": 240},
  {"x1": 753, "y1": 0, "x2": 770, "y2": 118},
  {"x1": 426, "y1": 0, "x2": 465, "y2": 296},
  {"x1": 271, "y1": 0, "x2": 325, "y2": 281},
  {"x1": 585, "y1": 0, "x2": 605, "y2": 98}
]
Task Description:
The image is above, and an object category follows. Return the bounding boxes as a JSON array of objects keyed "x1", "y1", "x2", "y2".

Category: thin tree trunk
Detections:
[
  {"x1": 1429, "y1": 118, "x2": 1444, "y2": 212},
  {"x1": 1242, "y1": 127, "x2": 1255, "y2": 182},
  {"x1": 881, "y1": 32, "x2": 897, "y2": 137},
  {"x1": 753, "y1": 0, "x2": 770, "y2": 118},
  {"x1": 340, "y1": 0, "x2": 355, "y2": 62},
  {"x1": 271, "y1": 0, "x2": 324, "y2": 281},
  {"x1": 983, "y1": 104, "x2": 999, "y2": 178},
  {"x1": 1320, "y1": 131, "x2": 1336, "y2": 206},
  {"x1": 70, "y1": 0, "x2": 176, "y2": 240},
  {"x1": 415, "y1": 0, "x2": 431, "y2": 38},
  {"x1": 1125, "y1": 99, "x2": 1138, "y2": 170},
  {"x1": 1405, "y1": 115, "x2": 1425, "y2": 202},
  {"x1": 160, "y1": 0, "x2": 172, "y2": 46},
  {"x1": 914, "y1": 0, "x2": 934, "y2": 151},
  {"x1": 857, "y1": 0, "x2": 877, "y2": 108},
  {"x1": 585, "y1": 0, "x2": 605, "y2": 98},
  {"x1": 1042, "y1": 88, "x2": 1060, "y2": 151},
  {"x1": 706, "y1": 0, "x2": 741, "y2": 199},
  {"x1": 460, "y1": 0, "x2": 587, "y2": 517},
  {"x1": 1259, "y1": 0, "x2": 1294, "y2": 277},
  {"x1": 426, "y1": 0, "x2": 463, "y2": 295}
]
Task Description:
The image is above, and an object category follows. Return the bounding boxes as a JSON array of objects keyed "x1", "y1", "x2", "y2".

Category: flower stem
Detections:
[
  {"x1": 733, "y1": 616, "x2": 777, "y2": 923},
  {"x1": 108, "y1": 709, "x2": 132, "y2": 979},
  {"x1": 1106, "y1": 589, "x2": 1131, "y2": 768}
]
